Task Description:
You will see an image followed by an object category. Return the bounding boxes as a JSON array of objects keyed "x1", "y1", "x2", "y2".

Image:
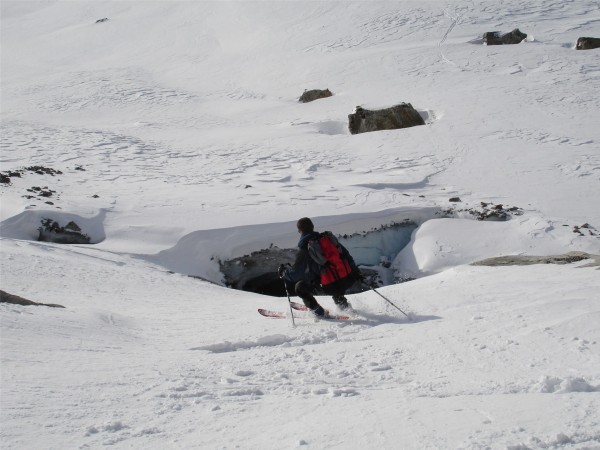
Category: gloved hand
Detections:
[{"x1": 277, "y1": 264, "x2": 288, "y2": 278}]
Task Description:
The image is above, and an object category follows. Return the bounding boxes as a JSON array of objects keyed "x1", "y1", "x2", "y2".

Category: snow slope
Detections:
[{"x1": 1, "y1": 1, "x2": 600, "y2": 449}]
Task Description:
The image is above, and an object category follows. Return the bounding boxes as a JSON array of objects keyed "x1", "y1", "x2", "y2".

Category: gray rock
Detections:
[
  {"x1": 348, "y1": 103, "x2": 425, "y2": 135},
  {"x1": 38, "y1": 218, "x2": 91, "y2": 244},
  {"x1": 576, "y1": 37, "x2": 600, "y2": 50},
  {"x1": 220, "y1": 247, "x2": 297, "y2": 296},
  {"x1": 472, "y1": 252, "x2": 600, "y2": 268},
  {"x1": 0, "y1": 290, "x2": 65, "y2": 308},
  {"x1": 483, "y1": 28, "x2": 527, "y2": 45},
  {"x1": 299, "y1": 88, "x2": 333, "y2": 103}
]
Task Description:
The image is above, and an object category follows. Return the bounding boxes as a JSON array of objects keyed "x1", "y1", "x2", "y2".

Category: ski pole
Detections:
[
  {"x1": 364, "y1": 283, "x2": 411, "y2": 319},
  {"x1": 282, "y1": 279, "x2": 296, "y2": 327}
]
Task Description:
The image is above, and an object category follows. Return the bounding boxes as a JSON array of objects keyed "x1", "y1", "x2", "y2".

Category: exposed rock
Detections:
[
  {"x1": 0, "y1": 290, "x2": 65, "y2": 308},
  {"x1": 483, "y1": 28, "x2": 527, "y2": 45},
  {"x1": 26, "y1": 186, "x2": 56, "y2": 198},
  {"x1": 25, "y1": 166, "x2": 62, "y2": 176},
  {"x1": 64, "y1": 221, "x2": 82, "y2": 232},
  {"x1": 573, "y1": 223, "x2": 598, "y2": 236},
  {"x1": 472, "y1": 252, "x2": 600, "y2": 268},
  {"x1": 95, "y1": 18, "x2": 109, "y2": 24},
  {"x1": 299, "y1": 88, "x2": 333, "y2": 103},
  {"x1": 576, "y1": 37, "x2": 600, "y2": 50},
  {"x1": 348, "y1": 104, "x2": 425, "y2": 135},
  {"x1": 449, "y1": 197, "x2": 461, "y2": 203},
  {"x1": 2, "y1": 165, "x2": 61, "y2": 181},
  {"x1": 2, "y1": 165, "x2": 63, "y2": 201},
  {"x1": 38, "y1": 218, "x2": 91, "y2": 244},
  {"x1": 220, "y1": 247, "x2": 297, "y2": 296},
  {"x1": 442, "y1": 202, "x2": 523, "y2": 221}
]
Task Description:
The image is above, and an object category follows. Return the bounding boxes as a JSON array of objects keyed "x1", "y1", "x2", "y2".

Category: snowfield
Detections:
[{"x1": 1, "y1": 1, "x2": 599, "y2": 449}]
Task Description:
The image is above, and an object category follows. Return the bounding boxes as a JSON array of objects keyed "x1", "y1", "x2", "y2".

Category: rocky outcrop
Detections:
[
  {"x1": 220, "y1": 247, "x2": 297, "y2": 296},
  {"x1": 576, "y1": 37, "x2": 600, "y2": 50},
  {"x1": 483, "y1": 28, "x2": 527, "y2": 45},
  {"x1": 348, "y1": 104, "x2": 425, "y2": 135},
  {"x1": 472, "y1": 252, "x2": 600, "y2": 268},
  {"x1": 1, "y1": 165, "x2": 62, "y2": 185},
  {"x1": 299, "y1": 89, "x2": 333, "y2": 103},
  {"x1": 38, "y1": 219, "x2": 90, "y2": 244},
  {"x1": 443, "y1": 202, "x2": 523, "y2": 221},
  {"x1": 0, "y1": 290, "x2": 65, "y2": 308}
]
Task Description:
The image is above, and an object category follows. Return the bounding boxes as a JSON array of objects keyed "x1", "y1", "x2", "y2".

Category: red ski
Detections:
[{"x1": 290, "y1": 301, "x2": 308, "y2": 311}]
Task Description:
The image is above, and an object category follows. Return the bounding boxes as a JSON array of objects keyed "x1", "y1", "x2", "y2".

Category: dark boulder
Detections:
[
  {"x1": 576, "y1": 37, "x2": 600, "y2": 50},
  {"x1": 483, "y1": 28, "x2": 527, "y2": 45},
  {"x1": 0, "y1": 290, "x2": 65, "y2": 308},
  {"x1": 299, "y1": 88, "x2": 333, "y2": 103},
  {"x1": 38, "y1": 219, "x2": 91, "y2": 244},
  {"x1": 220, "y1": 247, "x2": 297, "y2": 296},
  {"x1": 348, "y1": 104, "x2": 425, "y2": 135}
]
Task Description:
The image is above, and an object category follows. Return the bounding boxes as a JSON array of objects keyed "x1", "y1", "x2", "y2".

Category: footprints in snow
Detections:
[{"x1": 150, "y1": 342, "x2": 406, "y2": 418}]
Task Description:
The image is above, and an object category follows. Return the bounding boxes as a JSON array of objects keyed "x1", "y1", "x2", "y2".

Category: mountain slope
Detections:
[{"x1": 1, "y1": 1, "x2": 600, "y2": 448}]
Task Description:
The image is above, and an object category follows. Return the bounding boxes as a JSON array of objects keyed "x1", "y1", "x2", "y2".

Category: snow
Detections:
[
  {"x1": 394, "y1": 215, "x2": 598, "y2": 278},
  {"x1": 1, "y1": 1, "x2": 600, "y2": 449}
]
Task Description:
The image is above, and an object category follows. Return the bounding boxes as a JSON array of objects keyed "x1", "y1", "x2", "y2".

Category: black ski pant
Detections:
[
  {"x1": 291, "y1": 276, "x2": 357, "y2": 310},
  {"x1": 321, "y1": 273, "x2": 358, "y2": 303},
  {"x1": 293, "y1": 280, "x2": 321, "y2": 310}
]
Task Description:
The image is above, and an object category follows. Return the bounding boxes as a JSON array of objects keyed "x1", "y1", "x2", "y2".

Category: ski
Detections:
[
  {"x1": 257, "y1": 308, "x2": 289, "y2": 319},
  {"x1": 258, "y1": 308, "x2": 350, "y2": 321},
  {"x1": 290, "y1": 301, "x2": 308, "y2": 311}
]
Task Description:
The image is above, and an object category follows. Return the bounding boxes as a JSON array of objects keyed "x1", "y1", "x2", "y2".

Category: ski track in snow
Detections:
[{"x1": 2, "y1": 236, "x2": 599, "y2": 448}]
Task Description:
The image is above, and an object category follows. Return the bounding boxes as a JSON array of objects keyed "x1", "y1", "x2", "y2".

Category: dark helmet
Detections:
[{"x1": 296, "y1": 217, "x2": 314, "y2": 234}]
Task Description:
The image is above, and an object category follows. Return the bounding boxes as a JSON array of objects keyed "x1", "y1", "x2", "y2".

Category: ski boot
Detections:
[{"x1": 332, "y1": 295, "x2": 351, "y2": 311}]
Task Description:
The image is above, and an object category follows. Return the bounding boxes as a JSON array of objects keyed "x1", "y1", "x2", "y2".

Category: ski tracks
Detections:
[
  {"x1": 72, "y1": 325, "x2": 415, "y2": 447},
  {"x1": 438, "y1": 7, "x2": 463, "y2": 67},
  {"x1": 130, "y1": 326, "x2": 412, "y2": 432}
]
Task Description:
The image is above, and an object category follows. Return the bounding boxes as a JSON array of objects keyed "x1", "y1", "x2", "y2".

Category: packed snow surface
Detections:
[{"x1": 1, "y1": 1, "x2": 599, "y2": 449}]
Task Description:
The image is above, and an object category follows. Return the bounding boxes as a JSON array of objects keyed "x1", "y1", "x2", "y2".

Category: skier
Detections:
[{"x1": 278, "y1": 217, "x2": 361, "y2": 317}]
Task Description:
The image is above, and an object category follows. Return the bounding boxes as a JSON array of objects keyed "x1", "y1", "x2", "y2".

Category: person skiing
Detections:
[{"x1": 278, "y1": 217, "x2": 361, "y2": 317}]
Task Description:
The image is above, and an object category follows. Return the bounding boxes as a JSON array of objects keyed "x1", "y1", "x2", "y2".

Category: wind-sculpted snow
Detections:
[
  {"x1": 535, "y1": 376, "x2": 598, "y2": 394},
  {"x1": 18, "y1": 68, "x2": 197, "y2": 113},
  {"x1": 304, "y1": 6, "x2": 444, "y2": 53},
  {"x1": 0, "y1": 209, "x2": 106, "y2": 243}
]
